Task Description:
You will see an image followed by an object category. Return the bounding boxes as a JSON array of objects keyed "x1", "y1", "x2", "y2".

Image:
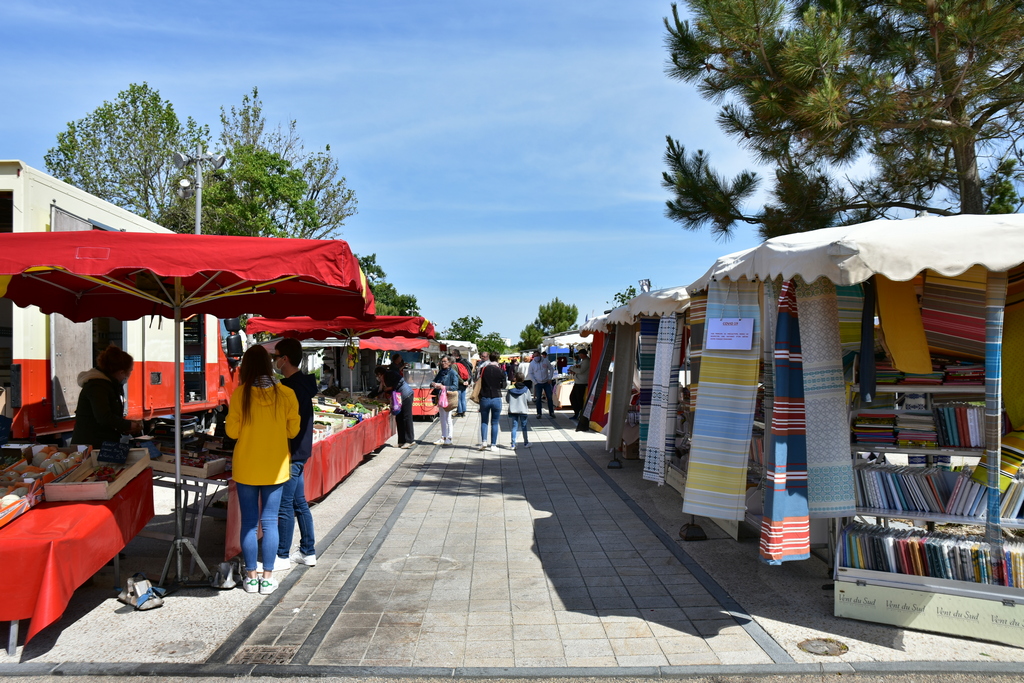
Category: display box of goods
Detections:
[
  {"x1": 44, "y1": 449, "x2": 151, "y2": 501},
  {"x1": 0, "y1": 445, "x2": 90, "y2": 528},
  {"x1": 149, "y1": 449, "x2": 227, "y2": 478},
  {"x1": 313, "y1": 423, "x2": 331, "y2": 443}
]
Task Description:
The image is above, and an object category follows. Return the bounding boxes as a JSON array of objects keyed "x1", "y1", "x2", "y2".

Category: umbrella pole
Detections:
[{"x1": 159, "y1": 302, "x2": 211, "y2": 587}]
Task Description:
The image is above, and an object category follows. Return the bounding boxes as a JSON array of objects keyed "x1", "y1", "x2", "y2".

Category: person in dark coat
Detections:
[
  {"x1": 71, "y1": 345, "x2": 142, "y2": 448},
  {"x1": 384, "y1": 365, "x2": 415, "y2": 448},
  {"x1": 273, "y1": 337, "x2": 318, "y2": 567}
]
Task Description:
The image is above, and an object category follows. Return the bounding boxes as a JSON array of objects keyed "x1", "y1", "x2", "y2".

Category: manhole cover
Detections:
[
  {"x1": 152, "y1": 640, "x2": 206, "y2": 657},
  {"x1": 798, "y1": 638, "x2": 849, "y2": 656},
  {"x1": 232, "y1": 645, "x2": 299, "y2": 665},
  {"x1": 380, "y1": 555, "x2": 462, "y2": 574}
]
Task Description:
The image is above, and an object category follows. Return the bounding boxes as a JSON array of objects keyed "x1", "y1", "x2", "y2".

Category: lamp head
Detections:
[{"x1": 172, "y1": 152, "x2": 188, "y2": 169}]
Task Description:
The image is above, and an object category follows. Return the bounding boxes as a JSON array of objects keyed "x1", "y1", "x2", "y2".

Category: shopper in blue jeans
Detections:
[
  {"x1": 477, "y1": 352, "x2": 507, "y2": 451},
  {"x1": 273, "y1": 337, "x2": 318, "y2": 566},
  {"x1": 505, "y1": 370, "x2": 531, "y2": 449}
]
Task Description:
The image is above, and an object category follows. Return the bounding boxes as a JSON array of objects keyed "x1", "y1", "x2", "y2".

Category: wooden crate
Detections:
[
  {"x1": 43, "y1": 450, "x2": 151, "y2": 501},
  {"x1": 150, "y1": 454, "x2": 227, "y2": 478}
]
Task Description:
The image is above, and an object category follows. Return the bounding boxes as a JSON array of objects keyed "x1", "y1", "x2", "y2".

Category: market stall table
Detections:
[
  {"x1": 223, "y1": 410, "x2": 394, "y2": 560},
  {"x1": 0, "y1": 471, "x2": 154, "y2": 654}
]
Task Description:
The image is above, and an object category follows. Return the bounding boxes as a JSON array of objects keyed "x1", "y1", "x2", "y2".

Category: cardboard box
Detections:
[
  {"x1": 43, "y1": 449, "x2": 151, "y2": 501},
  {"x1": 150, "y1": 454, "x2": 227, "y2": 478}
]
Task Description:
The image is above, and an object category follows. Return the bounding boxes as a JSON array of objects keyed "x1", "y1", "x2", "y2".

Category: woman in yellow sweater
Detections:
[{"x1": 226, "y1": 345, "x2": 300, "y2": 595}]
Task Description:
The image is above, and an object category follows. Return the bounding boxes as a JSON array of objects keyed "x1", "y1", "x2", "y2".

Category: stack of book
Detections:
[
  {"x1": 839, "y1": 522, "x2": 1024, "y2": 586},
  {"x1": 853, "y1": 462, "x2": 957, "y2": 513},
  {"x1": 999, "y1": 479, "x2": 1024, "y2": 521},
  {"x1": 943, "y1": 471, "x2": 991, "y2": 518},
  {"x1": 934, "y1": 402, "x2": 984, "y2": 448}
]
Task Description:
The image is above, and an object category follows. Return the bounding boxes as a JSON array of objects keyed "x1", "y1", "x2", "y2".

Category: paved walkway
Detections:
[
  {"x1": 223, "y1": 413, "x2": 775, "y2": 669},
  {"x1": 4, "y1": 409, "x2": 1024, "y2": 677}
]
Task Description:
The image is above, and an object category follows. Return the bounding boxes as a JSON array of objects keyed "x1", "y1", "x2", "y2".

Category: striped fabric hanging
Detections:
[
  {"x1": 796, "y1": 276, "x2": 857, "y2": 518},
  {"x1": 643, "y1": 314, "x2": 679, "y2": 484},
  {"x1": 760, "y1": 280, "x2": 811, "y2": 564},
  {"x1": 637, "y1": 316, "x2": 659, "y2": 458},
  {"x1": 682, "y1": 279, "x2": 761, "y2": 520}
]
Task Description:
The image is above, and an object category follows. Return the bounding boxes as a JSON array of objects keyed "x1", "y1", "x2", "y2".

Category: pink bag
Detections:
[{"x1": 390, "y1": 390, "x2": 402, "y2": 414}]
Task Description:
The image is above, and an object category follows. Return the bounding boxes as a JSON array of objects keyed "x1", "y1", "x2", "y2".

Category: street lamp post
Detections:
[{"x1": 172, "y1": 145, "x2": 226, "y2": 235}]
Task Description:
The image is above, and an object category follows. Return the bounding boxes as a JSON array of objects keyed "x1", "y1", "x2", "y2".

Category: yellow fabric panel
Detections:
[
  {"x1": 225, "y1": 383, "x2": 300, "y2": 486},
  {"x1": 876, "y1": 275, "x2": 933, "y2": 374}
]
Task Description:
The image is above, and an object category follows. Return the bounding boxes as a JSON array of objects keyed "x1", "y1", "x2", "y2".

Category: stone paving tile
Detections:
[{"x1": 561, "y1": 638, "x2": 615, "y2": 658}]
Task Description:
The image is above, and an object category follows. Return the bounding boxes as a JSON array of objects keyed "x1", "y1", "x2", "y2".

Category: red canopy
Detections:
[
  {"x1": 246, "y1": 315, "x2": 434, "y2": 340},
  {"x1": 359, "y1": 336, "x2": 430, "y2": 352},
  {"x1": 0, "y1": 231, "x2": 373, "y2": 322}
]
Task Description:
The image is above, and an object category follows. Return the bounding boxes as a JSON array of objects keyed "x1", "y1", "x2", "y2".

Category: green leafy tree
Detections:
[
  {"x1": 441, "y1": 315, "x2": 483, "y2": 343},
  {"x1": 356, "y1": 254, "x2": 420, "y2": 316},
  {"x1": 534, "y1": 297, "x2": 578, "y2": 335},
  {"x1": 44, "y1": 82, "x2": 210, "y2": 222},
  {"x1": 477, "y1": 332, "x2": 508, "y2": 357},
  {"x1": 518, "y1": 324, "x2": 544, "y2": 350},
  {"x1": 663, "y1": 0, "x2": 1024, "y2": 240},
  {"x1": 609, "y1": 285, "x2": 638, "y2": 307},
  {"x1": 218, "y1": 88, "x2": 358, "y2": 239}
]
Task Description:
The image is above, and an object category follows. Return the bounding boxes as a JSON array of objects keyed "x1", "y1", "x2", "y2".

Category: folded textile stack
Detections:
[
  {"x1": 875, "y1": 362, "x2": 902, "y2": 384},
  {"x1": 897, "y1": 413, "x2": 938, "y2": 447},
  {"x1": 944, "y1": 362, "x2": 985, "y2": 385},
  {"x1": 853, "y1": 413, "x2": 897, "y2": 445}
]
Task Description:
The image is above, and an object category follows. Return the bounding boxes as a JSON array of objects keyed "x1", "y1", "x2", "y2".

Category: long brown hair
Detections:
[{"x1": 238, "y1": 345, "x2": 278, "y2": 424}]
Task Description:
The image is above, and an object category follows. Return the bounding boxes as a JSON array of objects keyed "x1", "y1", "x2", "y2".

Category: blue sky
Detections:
[{"x1": 1, "y1": 0, "x2": 765, "y2": 341}]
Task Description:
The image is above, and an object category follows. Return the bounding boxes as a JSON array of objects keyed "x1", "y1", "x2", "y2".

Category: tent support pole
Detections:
[{"x1": 159, "y1": 300, "x2": 211, "y2": 587}]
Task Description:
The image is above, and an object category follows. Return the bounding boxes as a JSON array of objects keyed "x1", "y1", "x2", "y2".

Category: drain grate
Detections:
[
  {"x1": 232, "y1": 645, "x2": 299, "y2": 665},
  {"x1": 798, "y1": 638, "x2": 849, "y2": 656}
]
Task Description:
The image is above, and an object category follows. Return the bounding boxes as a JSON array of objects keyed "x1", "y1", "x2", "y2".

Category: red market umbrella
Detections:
[
  {"x1": 360, "y1": 337, "x2": 430, "y2": 352},
  {"x1": 0, "y1": 230, "x2": 374, "y2": 586},
  {"x1": 245, "y1": 315, "x2": 434, "y2": 340}
]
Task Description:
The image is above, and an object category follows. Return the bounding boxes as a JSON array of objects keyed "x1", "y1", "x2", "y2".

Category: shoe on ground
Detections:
[
  {"x1": 259, "y1": 577, "x2": 279, "y2": 595},
  {"x1": 522, "y1": 442, "x2": 532, "y2": 448},
  {"x1": 477, "y1": 442, "x2": 488, "y2": 450},
  {"x1": 290, "y1": 551, "x2": 317, "y2": 567},
  {"x1": 489, "y1": 444, "x2": 498, "y2": 452},
  {"x1": 444, "y1": 439, "x2": 453, "y2": 446},
  {"x1": 510, "y1": 442, "x2": 516, "y2": 449},
  {"x1": 433, "y1": 438, "x2": 446, "y2": 445},
  {"x1": 243, "y1": 577, "x2": 260, "y2": 593}
]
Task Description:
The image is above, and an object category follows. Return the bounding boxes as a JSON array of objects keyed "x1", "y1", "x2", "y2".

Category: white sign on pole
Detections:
[{"x1": 705, "y1": 318, "x2": 754, "y2": 350}]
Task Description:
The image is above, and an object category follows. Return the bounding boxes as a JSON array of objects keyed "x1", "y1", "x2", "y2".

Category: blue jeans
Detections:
[
  {"x1": 510, "y1": 413, "x2": 529, "y2": 445},
  {"x1": 533, "y1": 381, "x2": 554, "y2": 416},
  {"x1": 277, "y1": 461, "x2": 315, "y2": 558},
  {"x1": 457, "y1": 387, "x2": 467, "y2": 414},
  {"x1": 479, "y1": 396, "x2": 502, "y2": 445},
  {"x1": 236, "y1": 481, "x2": 285, "y2": 572}
]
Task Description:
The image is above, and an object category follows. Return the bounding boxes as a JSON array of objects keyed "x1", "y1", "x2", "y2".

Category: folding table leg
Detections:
[{"x1": 7, "y1": 619, "x2": 17, "y2": 656}]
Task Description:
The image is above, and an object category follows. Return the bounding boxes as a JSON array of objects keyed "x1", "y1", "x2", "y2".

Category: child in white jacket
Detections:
[{"x1": 505, "y1": 371, "x2": 531, "y2": 449}]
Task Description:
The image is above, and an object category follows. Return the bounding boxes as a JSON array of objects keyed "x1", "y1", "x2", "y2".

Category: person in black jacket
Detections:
[
  {"x1": 273, "y1": 337, "x2": 318, "y2": 567},
  {"x1": 478, "y1": 352, "x2": 507, "y2": 451},
  {"x1": 71, "y1": 346, "x2": 142, "y2": 448}
]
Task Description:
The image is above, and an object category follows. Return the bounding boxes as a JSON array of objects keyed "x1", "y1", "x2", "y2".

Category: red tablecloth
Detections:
[
  {"x1": 0, "y1": 472, "x2": 154, "y2": 644},
  {"x1": 224, "y1": 411, "x2": 395, "y2": 560}
]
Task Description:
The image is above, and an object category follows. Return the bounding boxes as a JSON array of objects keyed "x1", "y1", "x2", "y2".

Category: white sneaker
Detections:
[
  {"x1": 510, "y1": 442, "x2": 517, "y2": 449},
  {"x1": 433, "y1": 438, "x2": 446, "y2": 445},
  {"x1": 489, "y1": 445, "x2": 498, "y2": 452},
  {"x1": 243, "y1": 577, "x2": 260, "y2": 593},
  {"x1": 477, "y1": 443, "x2": 488, "y2": 450},
  {"x1": 259, "y1": 577, "x2": 279, "y2": 594},
  {"x1": 290, "y1": 551, "x2": 317, "y2": 566},
  {"x1": 444, "y1": 439, "x2": 453, "y2": 446}
]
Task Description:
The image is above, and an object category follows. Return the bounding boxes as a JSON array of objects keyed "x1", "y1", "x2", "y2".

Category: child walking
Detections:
[{"x1": 506, "y1": 371, "x2": 532, "y2": 449}]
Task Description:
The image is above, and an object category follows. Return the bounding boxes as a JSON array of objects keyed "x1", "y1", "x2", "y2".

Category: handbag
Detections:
[
  {"x1": 390, "y1": 390, "x2": 402, "y2": 414},
  {"x1": 443, "y1": 390, "x2": 458, "y2": 411},
  {"x1": 469, "y1": 376, "x2": 483, "y2": 404}
]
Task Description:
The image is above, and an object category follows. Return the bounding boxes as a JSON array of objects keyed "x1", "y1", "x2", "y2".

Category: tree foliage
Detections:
[
  {"x1": 663, "y1": 0, "x2": 1024, "y2": 240},
  {"x1": 44, "y1": 82, "x2": 209, "y2": 222},
  {"x1": 356, "y1": 254, "x2": 420, "y2": 316},
  {"x1": 534, "y1": 297, "x2": 578, "y2": 335},
  {"x1": 609, "y1": 285, "x2": 639, "y2": 307},
  {"x1": 477, "y1": 332, "x2": 508, "y2": 357},
  {"x1": 441, "y1": 315, "x2": 483, "y2": 343},
  {"x1": 517, "y1": 324, "x2": 544, "y2": 351}
]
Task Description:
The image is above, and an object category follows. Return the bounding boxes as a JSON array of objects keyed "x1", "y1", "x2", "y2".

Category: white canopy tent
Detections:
[
  {"x1": 687, "y1": 213, "x2": 1024, "y2": 290},
  {"x1": 627, "y1": 285, "x2": 690, "y2": 318}
]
